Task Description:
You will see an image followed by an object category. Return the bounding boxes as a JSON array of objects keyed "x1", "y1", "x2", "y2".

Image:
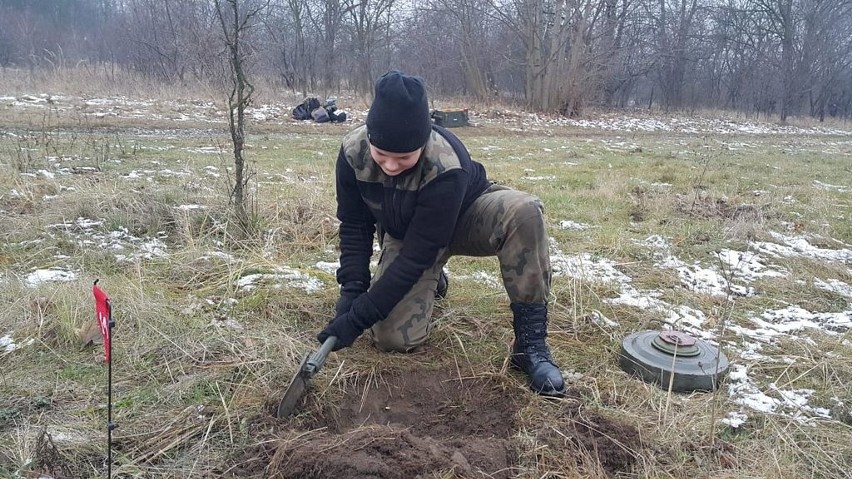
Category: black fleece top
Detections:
[{"x1": 335, "y1": 124, "x2": 491, "y2": 318}]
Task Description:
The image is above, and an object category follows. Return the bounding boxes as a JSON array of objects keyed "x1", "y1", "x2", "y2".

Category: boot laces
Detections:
[{"x1": 518, "y1": 325, "x2": 554, "y2": 364}]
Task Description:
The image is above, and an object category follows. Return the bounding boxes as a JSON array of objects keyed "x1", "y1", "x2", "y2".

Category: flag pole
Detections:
[
  {"x1": 107, "y1": 297, "x2": 114, "y2": 479},
  {"x1": 94, "y1": 279, "x2": 116, "y2": 479}
]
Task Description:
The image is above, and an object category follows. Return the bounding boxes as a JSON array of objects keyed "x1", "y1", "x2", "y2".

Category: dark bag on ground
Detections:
[
  {"x1": 293, "y1": 97, "x2": 322, "y2": 120},
  {"x1": 311, "y1": 107, "x2": 330, "y2": 123},
  {"x1": 292, "y1": 103, "x2": 310, "y2": 120},
  {"x1": 293, "y1": 96, "x2": 346, "y2": 123}
]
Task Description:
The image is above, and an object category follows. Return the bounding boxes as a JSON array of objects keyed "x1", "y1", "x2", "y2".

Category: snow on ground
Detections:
[
  {"x1": 236, "y1": 267, "x2": 324, "y2": 293},
  {"x1": 2, "y1": 333, "x2": 18, "y2": 353},
  {"x1": 47, "y1": 217, "x2": 170, "y2": 263},
  {"x1": 476, "y1": 110, "x2": 852, "y2": 136},
  {"x1": 814, "y1": 180, "x2": 850, "y2": 192},
  {"x1": 632, "y1": 233, "x2": 852, "y2": 427},
  {"x1": 452, "y1": 270, "x2": 501, "y2": 288},
  {"x1": 5, "y1": 93, "x2": 851, "y2": 136},
  {"x1": 755, "y1": 231, "x2": 852, "y2": 264},
  {"x1": 643, "y1": 235, "x2": 788, "y2": 298},
  {"x1": 725, "y1": 365, "x2": 833, "y2": 426},
  {"x1": 1, "y1": 333, "x2": 34, "y2": 355},
  {"x1": 731, "y1": 307, "x2": 852, "y2": 342},
  {"x1": 815, "y1": 278, "x2": 852, "y2": 299},
  {"x1": 557, "y1": 220, "x2": 592, "y2": 230},
  {"x1": 24, "y1": 268, "x2": 78, "y2": 287},
  {"x1": 314, "y1": 261, "x2": 340, "y2": 275},
  {"x1": 7, "y1": 212, "x2": 848, "y2": 427},
  {"x1": 546, "y1": 229, "x2": 851, "y2": 426},
  {"x1": 122, "y1": 168, "x2": 192, "y2": 180}
]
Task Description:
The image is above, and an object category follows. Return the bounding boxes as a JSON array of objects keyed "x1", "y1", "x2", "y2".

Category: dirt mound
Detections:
[
  {"x1": 225, "y1": 367, "x2": 643, "y2": 478},
  {"x1": 272, "y1": 426, "x2": 508, "y2": 479},
  {"x1": 269, "y1": 367, "x2": 518, "y2": 479}
]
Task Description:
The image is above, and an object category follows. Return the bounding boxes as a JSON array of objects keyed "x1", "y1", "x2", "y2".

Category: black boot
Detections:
[
  {"x1": 435, "y1": 269, "x2": 449, "y2": 300},
  {"x1": 511, "y1": 303, "x2": 565, "y2": 396}
]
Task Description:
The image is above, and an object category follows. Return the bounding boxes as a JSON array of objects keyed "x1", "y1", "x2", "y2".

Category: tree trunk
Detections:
[{"x1": 215, "y1": 0, "x2": 262, "y2": 230}]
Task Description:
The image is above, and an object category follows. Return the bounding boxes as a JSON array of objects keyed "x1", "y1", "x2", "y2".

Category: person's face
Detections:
[{"x1": 369, "y1": 145, "x2": 423, "y2": 176}]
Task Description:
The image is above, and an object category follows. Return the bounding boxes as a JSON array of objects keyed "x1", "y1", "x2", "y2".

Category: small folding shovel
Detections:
[{"x1": 276, "y1": 336, "x2": 337, "y2": 418}]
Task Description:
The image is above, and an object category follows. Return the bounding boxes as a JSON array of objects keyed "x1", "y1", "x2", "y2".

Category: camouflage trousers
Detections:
[{"x1": 369, "y1": 184, "x2": 552, "y2": 352}]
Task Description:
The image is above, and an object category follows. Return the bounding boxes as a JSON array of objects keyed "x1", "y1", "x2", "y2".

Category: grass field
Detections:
[{"x1": 1, "y1": 84, "x2": 851, "y2": 478}]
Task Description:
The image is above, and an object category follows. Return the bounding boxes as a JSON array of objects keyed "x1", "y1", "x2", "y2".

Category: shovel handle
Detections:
[{"x1": 305, "y1": 336, "x2": 337, "y2": 375}]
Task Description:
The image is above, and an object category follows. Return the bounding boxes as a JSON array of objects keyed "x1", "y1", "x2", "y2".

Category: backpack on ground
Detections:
[
  {"x1": 293, "y1": 96, "x2": 346, "y2": 123},
  {"x1": 311, "y1": 106, "x2": 330, "y2": 123},
  {"x1": 293, "y1": 97, "x2": 322, "y2": 120},
  {"x1": 292, "y1": 103, "x2": 310, "y2": 120}
]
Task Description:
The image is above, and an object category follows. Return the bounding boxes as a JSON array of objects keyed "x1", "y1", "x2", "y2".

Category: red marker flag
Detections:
[{"x1": 93, "y1": 281, "x2": 112, "y2": 362}]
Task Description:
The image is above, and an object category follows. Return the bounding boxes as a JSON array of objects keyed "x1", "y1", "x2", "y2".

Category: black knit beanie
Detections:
[{"x1": 366, "y1": 71, "x2": 432, "y2": 153}]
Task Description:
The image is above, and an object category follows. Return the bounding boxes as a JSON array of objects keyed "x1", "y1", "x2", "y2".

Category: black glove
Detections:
[
  {"x1": 335, "y1": 281, "x2": 366, "y2": 317},
  {"x1": 318, "y1": 293, "x2": 384, "y2": 351}
]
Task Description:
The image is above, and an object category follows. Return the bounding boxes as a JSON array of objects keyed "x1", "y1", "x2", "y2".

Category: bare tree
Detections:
[
  {"x1": 598, "y1": 0, "x2": 645, "y2": 107},
  {"x1": 799, "y1": 1, "x2": 852, "y2": 121},
  {"x1": 215, "y1": 0, "x2": 269, "y2": 228},
  {"x1": 488, "y1": 0, "x2": 605, "y2": 114},
  {"x1": 318, "y1": 0, "x2": 358, "y2": 91},
  {"x1": 647, "y1": 0, "x2": 704, "y2": 110},
  {"x1": 343, "y1": 0, "x2": 398, "y2": 94},
  {"x1": 3, "y1": 0, "x2": 852, "y2": 119},
  {"x1": 424, "y1": 0, "x2": 493, "y2": 99}
]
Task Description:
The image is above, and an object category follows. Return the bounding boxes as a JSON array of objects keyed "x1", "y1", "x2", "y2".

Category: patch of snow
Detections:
[
  {"x1": 814, "y1": 278, "x2": 852, "y2": 299},
  {"x1": 2, "y1": 334, "x2": 18, "y2": 353},
  {"x1": 550, "y1": 242, "x2": 665, "y2": 309},
  {"x1": 813, "y1": 180, "x2": 849, "y2": 192},
  {"x1": 676, "y1": 262, "x2": 755, "y2": 298},
  {"x1": 727, "y1": 365, "x2": 780, "y2": 414},
  {"x1": 642, "y1": 236, "x2": 755, "y2": 297},
  {"x1": 237, "y1": 267, "x2": 324, "y2": 293},
  {"x1": 662, "y1": 305, "x2": 713, "y2": 339},
  {"x1": 25, "y1": 268, "x2": 77, "y2": 287},
  {"x1": 456, "y1": 271, "x2": 501, "y2": 288},
  {"x1": 716, "y1": 250, "x2": 787, "y2": 281},
  {"x1": 737, "y1": 340, "x2": 772, "y2": 361},
  {"x1": 115, "y1": 238, "x2": 168, "y2": 262},
  {"x1": 74, "y1": 218, "x2": 104, "y2": 229},
  {"x1": 588, "y1": 310, "x2": 619, "y2": 328},
  {"x1": 754, "y1": 232, "x2": 852, "y2": 264},
  {"x1": 213, "y1": 319, "x2": 243, "y2": 331},
  {"x1": 200, "y1": 251, "x2": 235, "y2": 262},
  {"x1": 187, "y1": 146, "x2": 224, "y2": 154},
  {"x1": 477, "y1": 113, "x2": 851, "y2": 136},
  {"x1": 50, "y1": 220, "x2": 171, "y2": 262},
  {"x1": 721, "y1": 411, "x2": 749, "y2": 428},
  {"x1": 315, "y1": 261, "x2": 340, "y2": 275},
  {"x1": 122, "y1": 168, "x2": 192, "y2": 180},
  {"x1": 557, "y1": 220, "x2": 591, "y2": 231},
  {"x1": 748, "y1": 306, "x2": 851, "y2": 337}
]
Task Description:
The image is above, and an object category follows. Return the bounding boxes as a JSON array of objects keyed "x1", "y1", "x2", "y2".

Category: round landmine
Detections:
[{"x1": 619, "y1": 330, "x2": 730, "y2": 392}]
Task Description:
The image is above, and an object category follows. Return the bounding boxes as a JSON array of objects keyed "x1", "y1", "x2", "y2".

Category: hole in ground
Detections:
[{"x1": 269, "y1": 365, "x2": 520, "y2": 479}]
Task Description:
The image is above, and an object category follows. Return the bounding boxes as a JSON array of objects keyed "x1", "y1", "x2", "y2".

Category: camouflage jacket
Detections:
[{"x1": 335, "y1": 124, "x2": 490, "y2": 317}]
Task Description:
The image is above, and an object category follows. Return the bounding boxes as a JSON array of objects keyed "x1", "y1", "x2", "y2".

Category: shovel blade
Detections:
[
  {"x1": 276, "y1": 354, "x2": 310, "y2": 418},
  {"x1": 275, "y1": 336, "x2": 338, "y2": 418}
]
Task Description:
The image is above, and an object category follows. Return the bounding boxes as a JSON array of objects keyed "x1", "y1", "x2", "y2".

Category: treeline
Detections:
[{"x1": 1, "y1": 0, "x2": 851, "y2": 120}]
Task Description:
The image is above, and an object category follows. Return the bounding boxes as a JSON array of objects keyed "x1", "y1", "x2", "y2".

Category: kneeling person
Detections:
[{"x1": 318, "y1": 70, "x2": 565, "y2": 396}]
